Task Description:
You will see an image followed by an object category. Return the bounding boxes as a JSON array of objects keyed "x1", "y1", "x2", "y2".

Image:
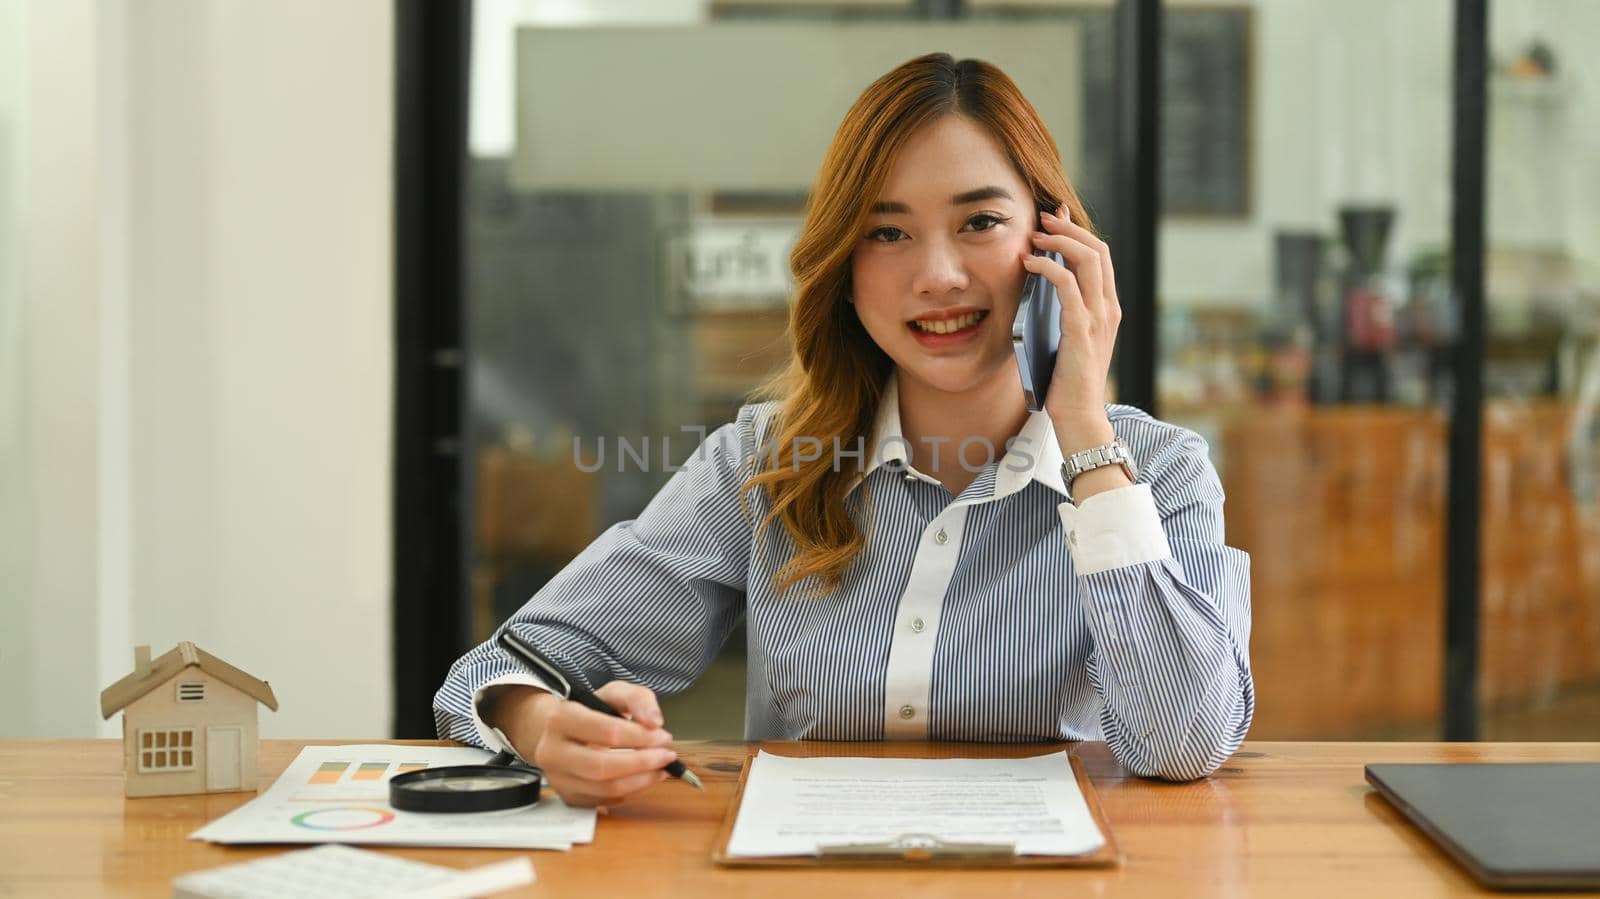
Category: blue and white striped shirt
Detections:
[{"x1": 434, "y1": 376, "x2": 1254, "y2": 781}]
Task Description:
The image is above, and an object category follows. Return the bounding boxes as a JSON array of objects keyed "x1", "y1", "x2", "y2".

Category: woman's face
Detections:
[{"x1": 850, "y1": 114, "x2": 1035, "y2": 398}]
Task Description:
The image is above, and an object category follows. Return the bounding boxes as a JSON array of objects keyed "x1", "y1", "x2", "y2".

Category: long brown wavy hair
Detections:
[{"x1": 742, "y1": 52, "x2": 1096, "y2": 596}]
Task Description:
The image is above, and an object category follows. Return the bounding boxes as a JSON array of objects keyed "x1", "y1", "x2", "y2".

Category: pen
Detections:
[{"x1": 495, "y1": 630, "x2": 704, "y2": 790}]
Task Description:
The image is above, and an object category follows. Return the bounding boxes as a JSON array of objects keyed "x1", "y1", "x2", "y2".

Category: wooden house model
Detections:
[{"x1": 99, "y1": 642, "x2": 278, "y2": 798}]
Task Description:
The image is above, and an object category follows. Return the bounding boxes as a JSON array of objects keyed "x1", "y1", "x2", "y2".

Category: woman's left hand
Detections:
[{"x1": 1022, "y1": 205, "x2": 1121, "y2": 451}]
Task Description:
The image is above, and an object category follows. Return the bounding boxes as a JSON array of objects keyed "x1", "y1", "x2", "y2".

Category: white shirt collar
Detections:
[{"x1": 848, "y1": 372, "x2": 1067, "y2": 500}]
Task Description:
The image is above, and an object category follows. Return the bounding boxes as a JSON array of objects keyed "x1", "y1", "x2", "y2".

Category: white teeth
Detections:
[{"x1": 912, "y1": 311, "x2": 985, "y2": 334}]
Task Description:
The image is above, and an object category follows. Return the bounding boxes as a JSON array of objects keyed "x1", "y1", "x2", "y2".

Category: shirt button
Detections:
[
  {"x1": 910, "y1": 617, "x2": 925, "y2": 633},
  {"x1": 898, "y1": 705, "x2": 916, "y2": 720},
  {"x1": 934, "y1": 528, "x2": 948, "y2": 545}
]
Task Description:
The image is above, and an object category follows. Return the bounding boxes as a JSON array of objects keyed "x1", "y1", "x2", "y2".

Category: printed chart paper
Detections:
[
  {"x1": 725, "y1": 751, "x2": 1105, "y2": 857},
  {"x1": 191, "y1": 745, "x2": 595, "y2": 849}
]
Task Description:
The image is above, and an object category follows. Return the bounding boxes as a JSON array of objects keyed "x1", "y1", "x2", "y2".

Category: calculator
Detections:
[{"x1": 171, "y1": 844, "x2": 534, "y2": 898}]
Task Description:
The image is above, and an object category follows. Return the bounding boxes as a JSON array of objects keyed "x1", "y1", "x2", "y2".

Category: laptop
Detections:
[{"x1": 1365, "y1": 763, "x2": 1600, "y2": 890}]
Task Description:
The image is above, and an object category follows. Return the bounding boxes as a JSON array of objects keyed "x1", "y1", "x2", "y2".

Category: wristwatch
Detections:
[{"x1": 1061, "y1": 439, "x2": 1137, "y2": 502}]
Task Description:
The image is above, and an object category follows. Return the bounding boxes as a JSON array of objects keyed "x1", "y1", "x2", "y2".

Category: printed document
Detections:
[
  {"x1": 191, "y1": 744, "x2": 595, "y2": 850},
  {"x1": 725, "y1": 751, "x2": 1104, "y2": 857}
]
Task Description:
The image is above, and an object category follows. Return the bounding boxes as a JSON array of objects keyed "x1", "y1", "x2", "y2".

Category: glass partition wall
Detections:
[
  {"x1": 1157, "y1": 0, "x2": 1459, "y2": 740},
  {"x1": 1479, "y1": 0, "x2": 1600, "y2": 739},
  {"x1": 427, "y1": 0, "x2": 1599, "y2": 741},
  {"x1": 1156, "y1": 0, "x2": 1599, "y2": 741}
]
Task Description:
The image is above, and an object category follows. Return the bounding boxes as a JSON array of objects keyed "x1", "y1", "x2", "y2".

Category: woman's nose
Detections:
[{"x1": 911, "y1": 241, "x2": 968, "y2": 296}]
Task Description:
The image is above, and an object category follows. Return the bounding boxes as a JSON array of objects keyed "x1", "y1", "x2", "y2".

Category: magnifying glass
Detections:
[{"x1": 389, "y1": 729, "x2": 544, "y2": 813}]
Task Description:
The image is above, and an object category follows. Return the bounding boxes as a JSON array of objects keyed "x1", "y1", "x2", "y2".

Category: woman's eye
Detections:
[
  {"x1": 868, "y1": 215, "x2": 1008, "y2": 243},
  {"x1": 964, "y1": 213, "x2": 1008, "y2": 233}
]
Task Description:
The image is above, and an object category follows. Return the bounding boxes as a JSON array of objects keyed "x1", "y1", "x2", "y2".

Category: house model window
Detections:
[
  {"x1": 177, "y1": 682, "x2": 206, "y2": 702},
  {"x1": 138, "y1": 728, "x2": 196, "y2": 773}
]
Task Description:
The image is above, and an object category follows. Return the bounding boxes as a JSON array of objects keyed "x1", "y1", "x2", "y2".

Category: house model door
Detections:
[{"x1": 206, "y1": 726, "x2": 244, "y2": 791}]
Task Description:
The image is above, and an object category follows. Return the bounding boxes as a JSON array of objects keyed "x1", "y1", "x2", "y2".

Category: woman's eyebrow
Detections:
[
  {"x1": 951, "y1": 185, "x2": 1013, "y2": 205},
  {"x1": 869, "y1": 186, "x2": 1014, "y2": 215}
]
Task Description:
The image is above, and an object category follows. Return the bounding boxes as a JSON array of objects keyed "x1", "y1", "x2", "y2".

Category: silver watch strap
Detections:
[{"x1": 1061, "y1": 439, "x2": 1136, "y2": 501}]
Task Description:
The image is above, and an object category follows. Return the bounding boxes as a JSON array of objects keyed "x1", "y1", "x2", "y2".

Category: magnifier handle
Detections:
[{"x1": 486, "y1": 747, "x2": 539, "y2": 772}]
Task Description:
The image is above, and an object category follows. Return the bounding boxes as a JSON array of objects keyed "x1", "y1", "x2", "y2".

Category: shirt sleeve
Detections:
[
  {"x1": 1057, "y1": 484, "x2": 1171, "y2": 574},
  {"x1": 1058, "y1": 418, "x2": 1255, "y2": 782},
  {"x1": 463, "y1": 674, "x2": 561, "y2": 752},
  {"x1": 432, "y1": 408, "x2": 764, "y2": 748}
]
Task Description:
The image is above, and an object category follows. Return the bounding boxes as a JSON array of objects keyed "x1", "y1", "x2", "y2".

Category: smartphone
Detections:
[{"x1": 1012, "y1": 249, "x2": 1064, "y2": 412}]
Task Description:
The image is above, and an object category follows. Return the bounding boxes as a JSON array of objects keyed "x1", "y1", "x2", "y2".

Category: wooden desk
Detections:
[{"x1": 3, "y1": 740, "x2": 1598, "y2": 897}]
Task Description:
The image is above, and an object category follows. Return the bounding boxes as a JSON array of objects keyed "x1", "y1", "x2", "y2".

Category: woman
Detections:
[{"x1": 434, "y1": 53, "x2": 1253, "y2": 806}]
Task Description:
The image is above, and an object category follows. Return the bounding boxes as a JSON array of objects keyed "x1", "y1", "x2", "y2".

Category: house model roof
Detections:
[{"x1": 100, "y1": 641, "x2": 279, "y2": 719}]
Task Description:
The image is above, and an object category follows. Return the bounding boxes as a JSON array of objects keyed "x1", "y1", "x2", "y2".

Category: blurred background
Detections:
[{"x1": 4, "y1": 0, "x2": 1596, "y2": 745}]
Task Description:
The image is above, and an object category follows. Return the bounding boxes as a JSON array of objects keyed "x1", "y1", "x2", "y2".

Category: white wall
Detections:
[
  {"x1": 1, "y1": 0, "x2": 106, "y2": 738},
  {"x1": 0, "y1": 0, "x2": 393, "y2": 739}
]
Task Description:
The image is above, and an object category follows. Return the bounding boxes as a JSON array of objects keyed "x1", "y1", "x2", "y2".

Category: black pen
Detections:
[{"x1": 496, "y1": 630, "x2": 704, "y2": 790}]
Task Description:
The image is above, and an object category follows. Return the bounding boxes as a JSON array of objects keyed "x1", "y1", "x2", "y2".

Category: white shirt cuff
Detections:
[
  {"x1": 470, "y1": 672, "x2": 562, "y2": 751},
  {"x1": 1057, "y1": 483, "x2": 1172, "y2": 575}
]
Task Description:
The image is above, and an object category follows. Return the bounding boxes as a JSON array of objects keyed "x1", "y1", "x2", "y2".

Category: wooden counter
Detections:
[{"x1": 1215, "y1": 400, "x2": 1600, "y2": 737}]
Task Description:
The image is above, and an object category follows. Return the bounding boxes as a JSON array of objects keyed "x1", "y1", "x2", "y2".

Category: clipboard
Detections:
[{"x1": 710, "y1": 752, "x2": 1123, "y2": 868}]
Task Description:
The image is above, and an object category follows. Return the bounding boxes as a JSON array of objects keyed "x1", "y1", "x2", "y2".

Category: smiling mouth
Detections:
[{"x1": 908, "y1": 310, "x2": 989, "y2": 334}]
